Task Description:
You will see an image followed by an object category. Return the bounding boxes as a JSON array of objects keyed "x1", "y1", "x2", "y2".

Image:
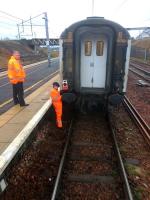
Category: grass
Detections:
[
  {"x1": 134, "y1": 187, "x2": 144, "y2": 200},
  {"x1": 119, "y1": 146, "x2": 126, "y2": 153},
  {"x1": 111, "y1": 170, "x2": 118, "y2": 177},
  {"x1": 125, "y1": 163, "x2": 142, "y2": 176}
]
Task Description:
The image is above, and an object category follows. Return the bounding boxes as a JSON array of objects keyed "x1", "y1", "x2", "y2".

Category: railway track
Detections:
[
  {"x1": 0, "y1": 69, "x2": 5, "y2": 72},
  {"x1": 0, "y1": 108, "x2": 69, "y2": 200},
  {"x1": 130, "y1": 62, "x2": 150, "y2": 76},
  {"x1": 51, "y1": 112, "x2": 133, "y2": 200},
  {"x1": 2, "y1": 99, "x2": 148, "y2": 199},
  {"x1": 130, "y1": 59, "x2": 150, "y2": 70},
  {"x1": 129, "y1": 61, "x2": 150, "y2": 83},
  {"x1": 123, "y1": 96, "x2": 150, "y2": 147},
  {"x1": 0, "y1": 107, "x2": 134, "y2": 199}
]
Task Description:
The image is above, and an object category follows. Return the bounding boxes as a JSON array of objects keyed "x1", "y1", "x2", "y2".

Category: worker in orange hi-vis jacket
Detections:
[
  {"x1": 50, "y1": 82, "x2": 62, "y2": 128},
  {"x1": 8, "y1": 50, "x2": 29, "y2": 107}
]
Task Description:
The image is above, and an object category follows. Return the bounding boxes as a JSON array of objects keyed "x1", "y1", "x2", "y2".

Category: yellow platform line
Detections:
[
  {"x1": 0, "y1": 71, "x2": 58, "y2": 109},
  {"x1": 0, "y1": 60, "x2": 48, "y2": 78},
  {"x1": 0, "y1": 64, "x2": 48, "y2": 88},
  {"x1": 0, "y1": 58, "x2": 58, "y2": 79}
]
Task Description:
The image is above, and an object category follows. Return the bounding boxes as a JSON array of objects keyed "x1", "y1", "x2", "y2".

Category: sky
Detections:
[{"x1": 0, "y1": 0, "x2": 150, "y2": 39}]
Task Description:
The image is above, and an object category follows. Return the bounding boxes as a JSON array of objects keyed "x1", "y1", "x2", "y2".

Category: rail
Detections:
[
  {"x1": 123, "y1": 96, "x2": 150, "y2": 147},
  {"x1": 108, "y1": 115, "x2": 134, "y2": 200},
  {"x1": 130, "y1": 62, "x2": 150, "y2": 76},
  {"x1": 51, "y1": 119, "x2": 73, "y2": 200},
  {"x1": 51, "y1": 114, "x2": 134, "y2": 200}
]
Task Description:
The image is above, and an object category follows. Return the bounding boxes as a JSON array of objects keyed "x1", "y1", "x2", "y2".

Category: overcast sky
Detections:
[{"x1": 0, "y1": 0, "x2": 150, "y2": 39}]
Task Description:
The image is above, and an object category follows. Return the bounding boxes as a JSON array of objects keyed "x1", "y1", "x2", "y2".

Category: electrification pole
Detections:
[
  {"x1": 17, "y1": 24, "x2": 20, "y2": 39},
  {"x1": 92, "y1": 0, "x2": 95, "y2": 16},
  {"x1": 43, "y1": 12, "x2": 51, "y2": 67}
]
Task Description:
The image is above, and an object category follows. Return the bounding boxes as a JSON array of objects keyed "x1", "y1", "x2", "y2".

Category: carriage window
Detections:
[
  {"x1": 96, "y1": 41, "x2": 104, "y2": 56},
  {"x1": 85, "y1": 41, "x2": 92, "y2": 56}
]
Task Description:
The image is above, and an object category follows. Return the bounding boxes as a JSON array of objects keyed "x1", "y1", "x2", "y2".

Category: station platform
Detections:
[{"x1": 0, "y1": 73, "x2": 59, "y2": 176}]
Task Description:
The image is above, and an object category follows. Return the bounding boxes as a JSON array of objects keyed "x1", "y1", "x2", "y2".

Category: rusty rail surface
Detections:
[
  {"x1": 123, "y1": 96, "x2": 150, "y2": 146},
  {"x1": 130, "y1": 62, "x2": 150, "y2": 76},
  {"x1": 51, "y1": 114, "x2": 134, "y2": 200},
  {"x1": 129, "y1": 68, "x2": 150, "y2": 83}
]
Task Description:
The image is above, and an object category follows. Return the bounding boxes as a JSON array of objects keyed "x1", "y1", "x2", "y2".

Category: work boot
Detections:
[
  {"x1": 57, "y1": 120, "x2": 62, "y2": 128},
  {"x1": 20, "y1": 104, "x2": 29, "y2": 107}
]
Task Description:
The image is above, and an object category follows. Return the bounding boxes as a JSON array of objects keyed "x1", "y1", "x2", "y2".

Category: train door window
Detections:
[
  {"x1": 85, "y1": 41, "x2": 92, "y2": 56},
  {"x1": 96, "y1": 41, "x2": 104, "y2": 56}
]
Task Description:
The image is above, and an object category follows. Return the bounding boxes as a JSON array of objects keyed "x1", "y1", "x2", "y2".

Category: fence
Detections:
[{"x1": 131, "y1": 46, "x2": 150, "y2": 61}]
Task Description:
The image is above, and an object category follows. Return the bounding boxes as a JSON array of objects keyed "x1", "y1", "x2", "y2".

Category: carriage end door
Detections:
[{"x1": 80, "y1": 36, "x2": 107, "y2": 88}]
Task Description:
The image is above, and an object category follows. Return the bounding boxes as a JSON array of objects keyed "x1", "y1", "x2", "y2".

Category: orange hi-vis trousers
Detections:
[
  {"x1": 53, "y1": 102, "x2": 62, "y2": 128},
  {"x1": 50, "y1": 88, "x2": 62, "y2": 128}
]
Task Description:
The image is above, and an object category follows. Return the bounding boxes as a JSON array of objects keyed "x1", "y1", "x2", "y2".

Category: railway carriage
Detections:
[{"x1": 60, "y1": 17, "x2": 131, "y2": 107}]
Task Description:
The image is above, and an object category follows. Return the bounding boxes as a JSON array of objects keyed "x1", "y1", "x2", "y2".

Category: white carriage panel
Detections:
[
  {"x1": 80, "y1": 36, "x2": 107, "y2": 89},
  {"x1": 93, "y1": 38, "x2": 107, "y2": 88},
  {"x1": 123, "y1": 39, "x2": 131, "y2": 92},
  {"x1": 80, "y1": 40, "x2": 93, "y2": 88},
  {"x1": 59, "y1": 39, "x2": 63, "y2": 88}
]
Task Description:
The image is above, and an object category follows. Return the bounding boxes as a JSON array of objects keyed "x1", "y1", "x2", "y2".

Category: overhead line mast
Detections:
[
  {"x1": 92, "y1": 0, "x2": 95, "y2": 16},
  {"x1": 43, "y1": 12, "x2": 51, "y2": 67}
]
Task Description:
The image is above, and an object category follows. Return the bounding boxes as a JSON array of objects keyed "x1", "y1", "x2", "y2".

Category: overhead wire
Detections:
[
  {"x1": 16, "y1": 13, "x2": 46, "y2": 38},
  {"x1": 0, "y1": 10, "x2": 51, "y2": 39},
  {"x1": 0, "y1": 10, "x2": 22, "y2": 38},
  {"x1": 0, "y1": 21, "x2": 17, "y2": 28},
  {"x1": 0, "y1": 10, "x2": 22, "y2": 21},
  {"x1": 114, "y1": 0, "x2": 128, "y2": 13},
  {"x1": 109, "y1": 0, "x2": 129, "y2": 18},
  {"x1": 18, "y1": 13, "x2": 44, "y2": 25},
  {"x1": 0, "y1": 15, "x2": 18, "y2": 23},
  {"x1": 0, "y1": 13, "x2": 20, "y2": 29}
]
